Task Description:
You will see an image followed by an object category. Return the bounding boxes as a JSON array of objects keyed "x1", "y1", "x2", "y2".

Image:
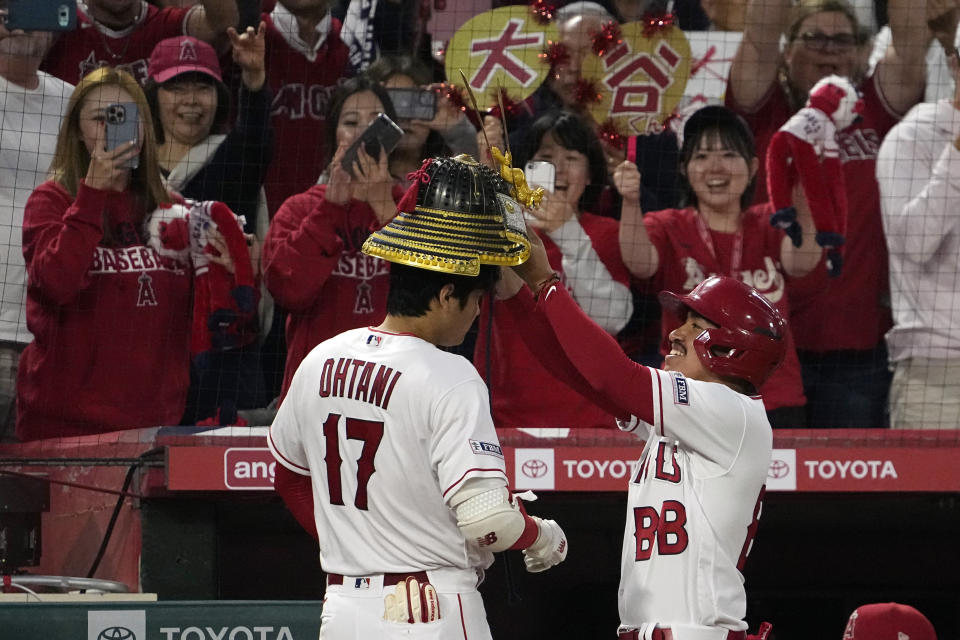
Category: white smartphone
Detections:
[{"x1": 524, "y1": 160, "x2": 555, "y2": 193}]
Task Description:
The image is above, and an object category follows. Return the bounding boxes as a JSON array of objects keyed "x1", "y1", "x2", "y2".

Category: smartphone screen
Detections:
[
  {"x1": 104, "y1": 102, "x2": 140, "y2": 170},
  {"x1": 386, "y1": 88, "x2": 437, "y2": 121},
  {"x1": 340, "y1": 113, "x2": 404, "y2": 177},
  {"x1": 524, "y1": 160, "x2": 555, "y2": 193},
  {"x1": 5, "y1": 0, "x2": 76, "y2": 31},
  {"x1": 235, "y1": 0, "x2": 262, "y2": 30}
]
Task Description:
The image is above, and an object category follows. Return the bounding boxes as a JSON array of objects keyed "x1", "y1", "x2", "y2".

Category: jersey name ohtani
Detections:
[{"x1": 317, "y1": 357, "x2": 403, "y2": 409}]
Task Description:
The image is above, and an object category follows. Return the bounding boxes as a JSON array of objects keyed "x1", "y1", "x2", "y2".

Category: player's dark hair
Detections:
[
  {"x1": 386, "y1": 264, "x2": 500, "y2": 317},
  {"x1": 515, "y1": 110, "x2": 610, "y2": 213},
  {"x1": 678, "y1": 105, "x2": 757, "y2": 210},
  {"x1": 144, "y1": 72, "x2": 231, "y2": 144},
  {"x1": 324, "y1": 76, "x2": 399, "y2": 166}
]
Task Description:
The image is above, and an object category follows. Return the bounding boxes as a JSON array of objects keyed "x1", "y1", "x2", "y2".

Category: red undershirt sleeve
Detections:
[
  {"x1": 536, "y1": 284, "x2": 656, "y2": 425},
  {"x1": 499, "y1": 288, "x2": 633, "y2": 420},
  {"x1": 274, "y1": 464, "x2": 319, "y2": 540},
  {"x1": 508, "y1": 496, "x2": 540, "y2": 550}
]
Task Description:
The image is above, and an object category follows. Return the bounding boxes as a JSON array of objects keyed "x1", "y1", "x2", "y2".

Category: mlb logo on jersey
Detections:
[
  {"x1": 469, "y1": 439, "x2": 504, "y2": 458},
  {"x1": 672, "y1": 373, "x2": 689, "y2": 405},
  {"x1": 366, "y1": 333, "x2": 382, "y2": 347},
  {"x1": 354, "y1": 577, "x2": 371, "y2": 589}
]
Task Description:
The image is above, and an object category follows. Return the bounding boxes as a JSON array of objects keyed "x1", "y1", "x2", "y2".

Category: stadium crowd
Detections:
[{"x1": 2, "y1": 0, "x2": 959, "y2": 441}]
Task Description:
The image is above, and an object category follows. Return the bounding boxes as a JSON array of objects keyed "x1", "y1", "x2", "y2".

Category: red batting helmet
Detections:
[{"x1": 659, "y1": 276, "x2": 787, "y2": 388}]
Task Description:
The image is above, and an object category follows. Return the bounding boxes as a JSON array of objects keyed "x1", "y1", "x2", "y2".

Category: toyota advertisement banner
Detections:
[{"x1": 165, "y1": 444, "x2": 960, "y2": 493}]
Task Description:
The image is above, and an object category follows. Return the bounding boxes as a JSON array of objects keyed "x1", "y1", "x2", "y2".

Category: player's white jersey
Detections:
[
  {"x1": 617, "y1": 369, "x2": 772, "y2": 634},
  {"x1": 269, "y1": 327, "x2": 508, "y2": 576}
]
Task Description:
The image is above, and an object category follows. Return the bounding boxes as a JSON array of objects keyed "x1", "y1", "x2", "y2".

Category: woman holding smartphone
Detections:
[
  {"x1": 365, "y1": 55, "x2": 478, "y2": 181},
  {"x1": 17, "y1": 67, "x2": 194, "y2": 441},
  {"x1": 262, "y1": 77, "x2": 403, "y2": 398},
  {"x1": 475, "y1": 110, "x2": 635, "y2": 429}
]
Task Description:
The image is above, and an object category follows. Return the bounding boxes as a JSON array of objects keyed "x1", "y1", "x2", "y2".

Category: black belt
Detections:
[{"x1": 326, "y1": 571, "x2": 430, "y2": 587}]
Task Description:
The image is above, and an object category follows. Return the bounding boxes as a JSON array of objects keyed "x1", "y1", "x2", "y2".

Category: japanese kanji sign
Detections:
[
  {"x1": 445, "y1": 6, "x2": 558, "y2": 107},
  {"x1": 582, "y1": 21, "x2": 692, "y2": 135}
]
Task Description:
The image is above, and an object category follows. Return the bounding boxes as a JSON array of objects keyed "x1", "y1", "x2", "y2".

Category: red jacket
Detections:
[
  {"x1": 262, "y1": 184, "x2": 401, "y2": 396},
  {"x1": 17, "y1": 181, "x2": 192, "y2": 440}
]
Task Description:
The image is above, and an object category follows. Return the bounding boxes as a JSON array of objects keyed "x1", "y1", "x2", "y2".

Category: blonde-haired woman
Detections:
[{"x1": 17, "y1": 67, "x2": 193, "y2": 441}]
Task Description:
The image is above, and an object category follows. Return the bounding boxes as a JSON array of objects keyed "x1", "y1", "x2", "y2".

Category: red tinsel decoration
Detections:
[
  {"x1": 539, "y1": 40, "x2": 570, "y2": 68},
  {"x1": 441, "y1": 83, "x2": 482, "y2": 131},
  {"x1": 597, "y1": 119, "x2": 626, "y2": 151},
  {"x1": 530, "y1": 0, "x2": 556, "y2": 24},
  {"x1": 573, "y1": 79, "x2": 603, "y2": 108},
  {"x1": 592, "y1": 21, "x2": 623, "y2": 57},
  {"x1": 487, "y1": 88, "x2": 527, "y2": 121},
  {"x1": 642, "y1": 11, "x2": 676, "y2": 37}
]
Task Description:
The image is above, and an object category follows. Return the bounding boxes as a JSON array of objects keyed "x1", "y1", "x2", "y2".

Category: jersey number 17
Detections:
[{"x1": 323, "y1": 413, "x2": 385, "y2": 510}]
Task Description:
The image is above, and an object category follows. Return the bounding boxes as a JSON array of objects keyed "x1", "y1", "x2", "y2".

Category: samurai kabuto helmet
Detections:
[{"x1": 362, "y1": 152, "x2": 541, "y2": 276}]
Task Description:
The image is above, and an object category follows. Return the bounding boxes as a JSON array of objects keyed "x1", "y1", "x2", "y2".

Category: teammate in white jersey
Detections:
[
  {"x1": 269, "y1": 154, "x2": 568, "y2": 640},
  {"x1": 506, "y1": 232, "x2": 785, "y2": 640}
]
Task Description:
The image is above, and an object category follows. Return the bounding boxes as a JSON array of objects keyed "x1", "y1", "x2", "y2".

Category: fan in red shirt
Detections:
[
  {"x1": 262, "y1": 77, "x2": 401, "y2": 398},
  {"x1": 618, "y1": 105, "x2": 823, "y2": 427},
  {"x1": 724, "y1": 0, "x2": 931, "y2": 427},
  {"x1": 41, "y1": 0, "x2": 238, "y2": 86},
  {"x1": 17, "y1": 68, "x2": 193, "y2": 441}
]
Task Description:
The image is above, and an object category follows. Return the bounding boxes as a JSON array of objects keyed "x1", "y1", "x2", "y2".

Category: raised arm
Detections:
[
  {"x1": 185, "y1": 0, "x2": 240, "y2": 44},
  {"x1": 876, "y1": 0, "x2": 932, "y2": 114},
  {"x1": 496, "y1": 274, "x2": 632, "y2": 419},
  {"x1": 875, "y1": 0, "x2": 933, "y2": 115},
  {"x1": 728, "y1": 0, "x2": 791, "y2": 109},
  {"x1": 614, "y1": 160, "x2": 659, "y2": 279},
  {"x1": 513, "y1": 230, "x2": 656, "y2": 424},
  {"x1": 877, "y1": 110, "x2": 960, "y2": 262}
]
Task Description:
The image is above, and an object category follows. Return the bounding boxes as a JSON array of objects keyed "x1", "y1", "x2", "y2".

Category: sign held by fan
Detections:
[
  {"x1": 582, "y1": 19, "x2": 691, "y2": 136},
  {"x1": 445, "y1": 6, "x2": 557, "y2": 108}
]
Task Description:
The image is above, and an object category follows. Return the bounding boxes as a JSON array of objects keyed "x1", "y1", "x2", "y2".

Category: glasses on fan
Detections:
[{"x1": 796, "y1": 31, "x2": 858, "y2": 53}]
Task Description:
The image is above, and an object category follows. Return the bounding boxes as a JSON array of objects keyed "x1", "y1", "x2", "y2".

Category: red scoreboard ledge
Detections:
[{"x1": 164, "y1": 429, "x2": 960, "y2": 493}]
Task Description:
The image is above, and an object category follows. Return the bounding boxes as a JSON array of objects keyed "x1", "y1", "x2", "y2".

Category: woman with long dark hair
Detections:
[{"x1": 262, "y1": 76, "x2": 404, "y2": 398}]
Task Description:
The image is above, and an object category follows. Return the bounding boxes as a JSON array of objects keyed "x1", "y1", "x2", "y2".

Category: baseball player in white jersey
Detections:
[
  {"x1": 506, "y1": 232, "x2": 785, "y2": 640},
  {"x1": 269, "y1": 154, "x2": 568, "y2": 640}
]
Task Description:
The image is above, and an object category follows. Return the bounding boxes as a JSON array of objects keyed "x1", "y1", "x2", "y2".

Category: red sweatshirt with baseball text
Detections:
[
  {"x1": 262, "y1": 184, "x2": 401, "y2": 397},
  {"x1": 16, "y1": 181, "x2": 192, "y2": 441}
]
